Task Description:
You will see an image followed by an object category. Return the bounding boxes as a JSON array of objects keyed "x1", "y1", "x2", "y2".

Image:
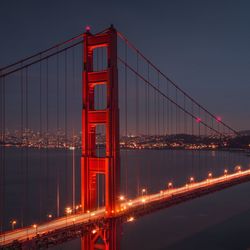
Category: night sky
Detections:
[{"x1": 1, "y1": 0, "x2": 250, "y2": 131}]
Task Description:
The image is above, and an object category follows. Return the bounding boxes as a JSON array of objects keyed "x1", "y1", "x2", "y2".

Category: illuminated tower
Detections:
[{"x1": 81, "y1": 25, "x2": 120, "y2": 215}]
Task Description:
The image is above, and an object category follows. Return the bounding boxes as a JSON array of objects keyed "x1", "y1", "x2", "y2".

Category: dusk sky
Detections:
[{"x1": 1, "y1": 0, "x2": 250, "y2": 131}]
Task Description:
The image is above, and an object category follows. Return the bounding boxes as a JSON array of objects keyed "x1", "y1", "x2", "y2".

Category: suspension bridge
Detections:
[{"x1": 0, "y1": 25, "x2": 249, "y2": 249}]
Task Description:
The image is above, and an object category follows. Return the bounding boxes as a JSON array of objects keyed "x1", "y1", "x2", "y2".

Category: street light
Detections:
[
  {"x1": 235, "y1": 165, "x2": 241, "y2": 173},
  {"x1": 47, "y1": 214, "x2": 53, "y2": 219},
  {"x1": 65, "y1": 207, "x2": 72, "y2": 215},
  {"x1": 10, "y1": 220, "x2": 17, "y2": 230},
  {"x1": 127, "y1": 216, "x2": 135, "y2": 222},
  {"x1": 69, "y1": 146, "x2": 76, "y2": 212},
  {"x1": 190, "y1": 177, "x2": 194, "y2": 183},
  {"x1": 208, "y1": 172, "x2": 212, "y2": 179},
  {"x1": 33, "y1": 224, "x2": 38, "y2": 235},
  {"x1": 128, "y1": 200, "x2": 133, "y2": 206},
  {"x1": 141, "y1": 188, "x2": 147, "y2": 196},
  {"x1": 119, "y1": 195, "x2": 125, "y2": 201},
  {"x1": 224, "y1": 169, "x2": 228, "y2": 176},
  {"x1": 167, "y1": 182, "x2": 173, "y2": 189},
  {"x1": 87, "y1": 210, "x2": 90, "y2": 220}
]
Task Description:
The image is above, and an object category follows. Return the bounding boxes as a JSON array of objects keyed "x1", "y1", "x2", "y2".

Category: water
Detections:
[{"x1": 1, "y1": 148, "x2": 250, "y2": 249}]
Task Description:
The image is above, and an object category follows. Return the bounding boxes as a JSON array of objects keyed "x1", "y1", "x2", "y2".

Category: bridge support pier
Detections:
[{"x1": 81, "y1": 219, "x2": 120, "y2": 250}]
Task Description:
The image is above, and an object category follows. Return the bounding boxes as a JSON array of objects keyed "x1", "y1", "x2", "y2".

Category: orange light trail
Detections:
[{"x1": 1, "y1": 168, "x2": 250, "y2": 246}]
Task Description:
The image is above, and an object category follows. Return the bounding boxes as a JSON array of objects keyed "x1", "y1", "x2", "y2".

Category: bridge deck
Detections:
[{"x1": 1, "y1": 169, "x2": 250, "y2": 248}]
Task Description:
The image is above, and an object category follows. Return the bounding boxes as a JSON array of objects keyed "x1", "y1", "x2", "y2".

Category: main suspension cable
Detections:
[
  {"x1": 117, "y1": 31, "x2": 238, "y2": 135},
  {"x1": 118, "y1": 57, "x2": 225, "y2": 137}
]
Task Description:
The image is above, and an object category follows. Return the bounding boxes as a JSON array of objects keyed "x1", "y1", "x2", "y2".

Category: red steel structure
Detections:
[
  {"x1": 81, "y1": 26, "x2": 120, "y2": 215},
  {"x1": 82, "y1": 219, "x2": 120, "y2": 250}
]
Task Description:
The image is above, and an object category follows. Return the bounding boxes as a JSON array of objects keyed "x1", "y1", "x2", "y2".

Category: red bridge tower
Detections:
[{"x1": 81, "y1": 26, "x2": 120, "y2": 215}]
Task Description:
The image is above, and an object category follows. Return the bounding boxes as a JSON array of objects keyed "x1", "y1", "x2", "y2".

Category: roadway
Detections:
[{"x1": 1, "y1": 168, "x2": 250, "y2": 247}]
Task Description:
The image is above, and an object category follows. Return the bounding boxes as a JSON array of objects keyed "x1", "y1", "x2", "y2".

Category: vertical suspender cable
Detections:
[
  {"x1": 162, "y1": 91, "x2": 165, "y2": 135},
  {"x1": 147, "y1": 62, "x2": 150, "y2": 191},
  {"x1": 56, "y1": 52, "x2": 60, "y2": 217},
  {"x1": 39, "y1": 58, "x2": 43, "y2": 220},
  {"x1": 170, "y1": 82, "x2": 174, "y2": 180},
  {"x1": 167, "y1": 81, "x2": 170, "y2": 135},
  {"x1": 97, "y1": 48, "x2": 100, "y2": 209},
  {"x1": 46, "y1": 59, "x2": 49, "y2": 213},
  {"x1": 101, "y1": 47, "x2": 105, "y2": 205},
  {"x1": 135, "y1": 52, "x2": 140, "y2": 196},
  {"x1": 25, "y1": 67, "x2": 29, "y2": 224},
  {"x1": 20, "y1": 68, "x2": 24, "y2": 227},
  {"x1": 124, "y1": 41, "x2": 128, "y2": 196},
  {"x1": 72, "y1": 47, "x2": 76, "y2": 212},
  {"x1": 157, "y1": 72, "x2": 160, "y2": 136},
  {"x1": 0, "y1": 73, "x2": 2, "y2": 233},
  {"x1": 198, "y1": 106, "x2": 201, "y2": 179},
  {"x1": 174, "y1": 87, "x2": 177, "y2": 182},
  {"x1": 204, "y1": 112, "x2": 208, "y2": 173},
  {"x1": 0, "y1": 75, "x2": 5, "y2": 231},
  {"x1": 169, "y1": 81, "x2": 172, "y2": 136},
  {"x1": 175, "y1": 88, "x2": 178, "y2": 135},
  {"x1": 3, "y1": 76, "x2": 6, "y2": 231},
  {"x1": 183, "y1": 93, "x2": 186, "y2": 181},
  {"x1": 154, "y1": 76, "x2": 157, "y2": 135},
  {"x1": 146, "y1": 62, "x2": 150, "y2": 136},
  {"x1": 0, "y1": 75, "x2": 2, "y2": 232},
  {"x1": 165, "y1": 79, "x2": 170, "y2": 181},
  {"x1": 64, "y1": 50, "x2": 68, "y2": 205},
  {"x1": 191, "y1": 101, "x2": 194, "y2": 177}
]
